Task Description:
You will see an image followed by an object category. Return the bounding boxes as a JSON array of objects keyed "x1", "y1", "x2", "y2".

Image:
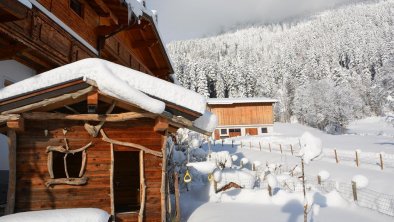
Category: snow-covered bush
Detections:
[
  {"x1": 298, "y1": 132, "x2": 323, "y2": 164},
  {"x1": 209, "y1": 151, "x2": 232, "y2": 169},
  {"x1": 215, "y1": 168, "x2": 256, "y2": 189}
]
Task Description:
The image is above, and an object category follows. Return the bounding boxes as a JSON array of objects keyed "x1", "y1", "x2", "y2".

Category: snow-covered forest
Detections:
[{"x1": 168, "y1": 0, "x2": 394, "y2": 133}]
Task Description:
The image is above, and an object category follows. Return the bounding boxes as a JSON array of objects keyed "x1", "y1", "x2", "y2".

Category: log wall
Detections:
[
  {"x1": 15, "y1": 118, "x2": 164, "y2": 221},
  {"x1": 209, "y1": 103, "x2": 274, "y2": 126}
]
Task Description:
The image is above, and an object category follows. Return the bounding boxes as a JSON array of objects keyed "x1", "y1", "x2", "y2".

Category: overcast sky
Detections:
[{"x1": 147, "y1": 0, "x2": 368, "y2": 44}]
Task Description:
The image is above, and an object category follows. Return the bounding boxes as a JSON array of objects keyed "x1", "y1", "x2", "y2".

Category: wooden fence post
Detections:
[
  {"x1": 279, "y1": 144, "x2": 283, "y2": 154},
  {"x1": 355, "y1": 151, "x2": 360, "y2": 167},
  {"x1": 252, "y1": 163, "x2": 256, "y2": 171},
  {"x1": 268, "y1": 185, "x2": 272, "y2": 196},
  {"x1": 174, "y1": 172, "x2": 181, "y2": 222},
  {"x1": 241, "y1": 141, "x2": 243, "y2": 149},
  {"x1": 249, "y1": 141, "x2": 252, "y2": 150},
  {"x1": 269, "y1": 143, "x2": 272, "y2": 152},
  {"x1": 214, "y1": 140, "x2": 216, "y2": 147},
  {"x1": 334, "y1": 149, "x2": 339, "y2": 164},
  {"x1": 259, "y1": 142, "x2": 262, "y2": 151},
  {"x1": 222, "y1": 139, "x2": 224, "y2": 147},
  {"x1": 317, "y1": 175, "x2": 321, "y2": 185},
  {"x1": 290, "y1": 144, "x2": 293, "y2": 155},
  {"x1": 379, "y1": 153, "x2": 384, "y2": 170},
  {"x1": 232, "y1": 140, "x2": 234, "y2": 148},
  {"x1": 352, "y1": 181, "x2": 358, "y2": 202}
]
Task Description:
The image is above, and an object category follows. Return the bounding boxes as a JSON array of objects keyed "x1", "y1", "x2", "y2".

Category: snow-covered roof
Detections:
[
  {"x1": 0, "y1": 58, "x2": 217, "y2": 133},
  {"x1": 18, "y1": 0, "x2": 33, "y2": 9},
  {"x1": 207, "y1": 97, "x2": 278, "y2": 105}
]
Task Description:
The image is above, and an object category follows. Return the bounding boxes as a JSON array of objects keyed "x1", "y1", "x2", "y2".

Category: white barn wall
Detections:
[{"x1": 0, "y1": 60, "x2": 36, "y2": 170}]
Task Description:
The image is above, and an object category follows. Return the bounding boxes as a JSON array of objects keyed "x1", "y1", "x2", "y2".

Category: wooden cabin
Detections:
[
  {"x1": 208, "y1": 98, "x2": 277, "y2": 140},
  {"x1": 0, "y1": 59, "x2": 215, "y2": 222},
  {"x1": 0, "y1": 0, "x2": 173, "y2": 80}
]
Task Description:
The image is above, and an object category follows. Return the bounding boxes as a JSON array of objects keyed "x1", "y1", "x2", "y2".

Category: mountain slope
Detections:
[{"x1": 168, "y1": 0, "x2": 394, "y2": 132}]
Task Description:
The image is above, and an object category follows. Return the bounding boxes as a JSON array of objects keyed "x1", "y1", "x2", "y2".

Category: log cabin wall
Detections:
[
  {"x1": 15, "y1": 118, "x2": 164, "y2": 221},
  {"x1": 209, "y1": 103, "x2": 274, "y2": 126},
  {"x1": 0, "y1": 0, "x2": 164, "y2": 77}
]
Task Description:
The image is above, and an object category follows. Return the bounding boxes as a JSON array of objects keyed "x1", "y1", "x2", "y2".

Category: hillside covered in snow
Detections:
[{"x1": 168, "y1": 0, "x2": 394, "y2": 132}]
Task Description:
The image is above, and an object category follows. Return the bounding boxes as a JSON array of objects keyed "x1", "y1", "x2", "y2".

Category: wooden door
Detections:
[
  {"x1": 246, "y1": 128, "x2": 258, "y2": 135},
  {"x1": 113, "y1": 151, "x2": 140, "y2": 213},
  {"x1": 214, "y1": 129, "x2": 220, "y2": 140}
]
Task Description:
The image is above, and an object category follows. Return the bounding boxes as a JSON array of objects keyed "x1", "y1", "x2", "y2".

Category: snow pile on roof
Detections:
[
  {"x1": 298, "y1": 132, "x2": 323, "y2": 164},
  {"x1": 214, "y1": 168, "x2": 256, "y2": 189},
  {"x1": 0, "y1": 208, "x2": 109, "y2": 222},
  {"x1": 18, "y1": 0, "x2": 32, "y2": 9},
  {"x1": 0, "y1": 58, "x2": 207, "y2": 115},
  {"x1": 207, "y1": 97, "x2": 277, "y2": 105},
  {"x1": 193, "y1": 111, "x2": 218, "y2": 133},
  {"x1": 123, "y1": 0, "x2": 144, "y2": 20}
]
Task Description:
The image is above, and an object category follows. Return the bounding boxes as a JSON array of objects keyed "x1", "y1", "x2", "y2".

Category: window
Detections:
[
  {"x1": 220, "y1": 129, "x2": 228, "y2": 135},
  {"x1": 52, "y1": 151, "x2": 83, "y2": 178},
  {"x1": 70, "y1": 0, "x2": 84, "y2": 17},
  {"x1": 229, "y1": 128, "x2": 241, "y2": 133},
  {"x1": 3, "y1": 79, "x2": 14, "y2": 87},
  {"x1": 261, "y1": 128, "x2": 268, "y2": 133}
]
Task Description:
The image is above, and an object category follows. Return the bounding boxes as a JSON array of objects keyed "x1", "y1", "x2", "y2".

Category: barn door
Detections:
[
  {"x1": 113, "y1": 151, "x2": 140, "y2": 213},
  {"x1": 246, "y1": 128, "x2": 258, "y2": 135}
]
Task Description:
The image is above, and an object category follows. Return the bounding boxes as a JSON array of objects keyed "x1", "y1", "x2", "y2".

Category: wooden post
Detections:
[
  {"x1": 222, "y1": 139, "x2": 224, "y2": 147},
  {"x1": 161, "y1": 136, "x2": 167, "y2": 222},
  {"x1": 252, "y1": 163, "x2": 256, "y2": 171},
  {"x1": 232, "y1": 140, "x2": 234, "y2": 148},
  {"x1": 259, "y1": 142, "x2": 262, "y2": 151},
  {"x1": 241, "y1": 141, "x2": 243, "y2": 149},
  {"x1": 269, "y1": 143, "x2": 272, "y2": 152},
  {"x1": 214, "y1": 140, "x2": 216, "y2": 147},
  {"x1": 334, "y1": 149, "x2": 339, "y2": 164},
  {"x1": 317, "y1": 175, "x2": 321, "y2": 185},
  {"x1": 268, "y1": 185, "x2": 272, "y2": 196},
  {"x1": 139, "y1": 151, "x2": 146, "y2": 222},
  {"x1": 355, "y1": 151, "x2": 359, "y2": 167},
  {"x1": 110, "y1": 143, "x2": 115, "y2": 221},
  {"x1": 279, "y1": 144, "x2": 283, "y2": 154},
  {"x1": 352, "y1": 181, "x2": 358, "y2": 201},
  {"x1": 174, "y1": 173, "x2": 181, "y2": 222},
  {"x1": 5, "y1": 129, "x2": 16, "y2": 215},
  {"x1": 380, "y1": 153, "x2": 384, "y2": 170},
  {"x1": 290, "y1": 144, "x2": 293, "y2": 155},
  {"x1": 249, "y1": 141, "x2": 252, "y2": 150}
]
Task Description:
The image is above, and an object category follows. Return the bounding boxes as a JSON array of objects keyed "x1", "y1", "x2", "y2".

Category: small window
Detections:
[
  {"x1": 220, "y1": 129, "x2": 228, "y2": 135},
  {"x1": 229, "y1": 129, "x2": 241, "y2": 133},
  {"x1": 52, "y1": 151, "x2": 83, "y2": 178},
  {"x1": 70, "y1": 0, "x2": 84, "y2": 17},
  {"x1": 261, "y1": 128, "x2": 268, "y2": 133},
  {"x1": 3, "y1": 79, "x2": 14, "y2": 87}
]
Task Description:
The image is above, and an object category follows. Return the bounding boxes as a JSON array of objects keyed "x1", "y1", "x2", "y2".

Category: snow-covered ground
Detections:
[{"x1": 178, "y1": 117, "x2": 394, "y2": 221}]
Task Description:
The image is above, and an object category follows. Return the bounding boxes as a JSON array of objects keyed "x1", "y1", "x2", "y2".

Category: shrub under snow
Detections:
[
  {"x1": 298, "y1": 132, "x2": 323, "y2": 164},
  {"x1": 209, "y1": 151, "x2": 233, "y2": 168},
  {"x1": 215, "y1": 168, "x2": 256, "y2": 189}
]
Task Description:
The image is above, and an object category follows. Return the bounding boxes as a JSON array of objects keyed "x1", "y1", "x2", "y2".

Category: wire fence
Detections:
[
  {"x1": 213, "y1": 139, "x2": 394, "y2": 170},
  {"x1": 254, "y1": 165, "x2": 394, "y2": 217}
]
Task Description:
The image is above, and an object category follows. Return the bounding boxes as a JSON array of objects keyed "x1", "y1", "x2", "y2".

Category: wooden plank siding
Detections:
[
  {"x1": 208, "y1": 103, "x2": 274, "y2": 126},
  {"x1": 14, "y1": 118, "x2": 164, "y2": 221}
]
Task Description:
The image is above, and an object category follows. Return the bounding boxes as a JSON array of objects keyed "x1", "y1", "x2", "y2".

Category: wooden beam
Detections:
[
  {"x1": 5, "y1": 129, "x2": 16, "y2": 215},
  {"x1": 1, "y1": 86, "x2": 94, "y2": 114},
  {"x1": 0, "y1": 44, "x2": 27, "y2": 60},
  {"x1": 131, "y1": 40, "x2": 158, "y2": 49},
  {"x1": 100, "y1": 129, "x2": 163, "y2": 157},
  {"x1": 17, "y1": 111, "x2": 157, "y2": 122},
  {"x1": 6, "y1": 118, "x2": 24, "y2": 132},
  {"x1": 95, "y1": 25, "x2": 121, "y2": 36},
  {"x1": 87, "y1": 91, "x2": 99, "y2": 114},
  {"x1": 0, "y1": 0, "x2": 29, "y2": 22},
  {"x1": 46, "y1": 142, "x2": 92, "y2": 154},
  {"x1": 110, "y1": 143, "x2": 115, "y2": 221},
  {"x1": 154, "y1": 117, "x2": 168, "y2": 132},
  {"x1": 45, "y1": 177, "x2": 88, "y2": 187},
  {"x1": 86, "y1": 0, "x2": 110, "y2": 17}
]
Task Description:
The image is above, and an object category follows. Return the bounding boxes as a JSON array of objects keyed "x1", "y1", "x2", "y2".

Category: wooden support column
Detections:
[
  {"x1": 87, "y1": 91, "x2": 99, "y2": 114},
  {"x1": 110, "y1": 143, "x2": 115, "y2": 221},
  {"x1": 5, "y1": 129, "x2": 16, "y2": 215},
  {"x1": 161, "y1": 134, "x2": 168, "y2": 222},
  {"x1": 139, "y1": 151, "x2": 146, "y2": 222}
]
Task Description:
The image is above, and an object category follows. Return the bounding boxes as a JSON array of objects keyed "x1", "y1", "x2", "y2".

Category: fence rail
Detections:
[{"x1": 213, "y1": 139, "x2": 394, "y2": 170}]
